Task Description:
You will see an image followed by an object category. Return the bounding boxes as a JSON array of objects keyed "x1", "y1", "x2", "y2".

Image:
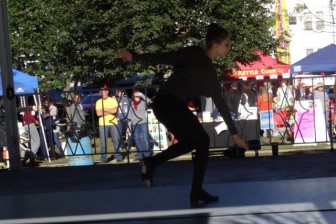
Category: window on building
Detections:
[
  {"x1": 306, "y1": 49, "x2": 314, "y2": 56},
  {"x1": 304, "y1": 21, "x2": 313, "y2": 30},
  {"x1": 316, "y1": 21, "x2": 324, "y2": 30},
  {"x1": 303, "y1": 12, "x2": 312, "y2": 30},
  {"x1": 289, "y1": 16, "x2": 297, "y2": 25},
  {"x1": 303, "y1": 12, "x2": 312, "y2": 21},
  {"x1": 316, "y1": 11, "x2": 324, "y2": 30},
  {"x1": 316, "y1": 11, "x2": 324, "y2": 20}
]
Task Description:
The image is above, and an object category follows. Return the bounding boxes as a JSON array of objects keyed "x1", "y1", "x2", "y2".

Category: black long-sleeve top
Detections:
[{"x1": 133, "y1": 46, "x2": 238, "y2": 135}]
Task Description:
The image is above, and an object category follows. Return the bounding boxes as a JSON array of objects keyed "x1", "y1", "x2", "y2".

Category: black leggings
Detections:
[{"x1": 152, "y1": 94, "x2": 210, "y2": 192}]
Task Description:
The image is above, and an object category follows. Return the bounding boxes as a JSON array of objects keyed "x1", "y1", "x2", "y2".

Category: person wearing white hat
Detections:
[
  {"x1": 127, "y1": 90, "x2": 151, "y2": 161},
  {"x1": 313, "y1": 82, "x2": 330, "y2": 128}
]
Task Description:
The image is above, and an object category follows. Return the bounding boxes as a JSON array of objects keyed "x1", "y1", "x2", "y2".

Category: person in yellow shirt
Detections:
[{"x1": 95, "y1": 85, "x2": 122, "y2": 163}]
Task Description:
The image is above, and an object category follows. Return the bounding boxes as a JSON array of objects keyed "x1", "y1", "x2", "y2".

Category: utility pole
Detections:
[
  {"x1": 0, "y1": 0, "x2": 22, "y2": 170},
  {"x1": 330, "y1": 0, "x2": 336, "y2": 44}
]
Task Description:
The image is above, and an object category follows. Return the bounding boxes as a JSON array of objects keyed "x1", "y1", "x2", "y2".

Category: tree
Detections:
[
  {"x1": 8, "y1": 0, "x2": 279, "y2": 88},
  {"x1": 8, "y1": 0, "x2": 67, "y2": 90},
  {"x1": 108, "y1": 0, "x2": 279, "y2": 82}
]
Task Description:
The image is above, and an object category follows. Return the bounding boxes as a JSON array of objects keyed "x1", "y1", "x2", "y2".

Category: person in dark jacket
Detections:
[
  {"x1": 226, "y1": 82, "x2": 246, "y2": 119},
  {"x1": 117, "y1": 23, "x2": 249, "y2": 204}
]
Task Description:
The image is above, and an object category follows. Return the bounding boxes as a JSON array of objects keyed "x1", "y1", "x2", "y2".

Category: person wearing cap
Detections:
[
  {"x1": 312, "y1": 82, "x2": 330, "y2": 128},
  {"x1": 96, "y1": 85, "x2": 123, "y2": 163},
  {"x1": 127, "y1": 90, "x2": 151, "y2": 161}
]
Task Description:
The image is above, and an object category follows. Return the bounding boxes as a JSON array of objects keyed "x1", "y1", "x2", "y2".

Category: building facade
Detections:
[{"x1": 287, "y1": 0, "x2": 336, "y2": 63}]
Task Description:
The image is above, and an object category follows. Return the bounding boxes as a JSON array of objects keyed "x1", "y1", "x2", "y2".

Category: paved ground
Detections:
[{"x1": 1, "y1": 151, "x2": 336, "y2": 223}]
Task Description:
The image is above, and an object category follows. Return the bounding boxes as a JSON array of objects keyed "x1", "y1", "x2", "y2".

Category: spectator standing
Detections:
[
  {"x1": 270, "y1": 81, "x2": 278, "y2": 98},
  {"x1": 226, "y1": 82, "x2": 246, "y2": 119},
  {"x1": 0, "y1": 96, "x2": 41, "y2": 164},
  {"x1": 117, "y1": 23, "x2": 249, "y2": 204},
  {"x1": 127, "y1": 90, "x2": 151, "y2": 161},
  {"x1": 237, "y1": 84, "x2": 250, "y2": 120},
  {"x1": 275, "y1": 80, "x2": 294, "y2": 111},
  {"x1": 327, "y1": 86, "x2": 336, "y2": 126},
  {"x1": 53, "y1": 120, "x2": 65, "y2": 158},
  {"x1": 240, "y1": 84, "x2": 249, "y2": 107},
  {"x1": 247, "y1": 82, "x2": 258, "y2": 107},
  {"x1": 70, "y1": 92, "x2": 86, "y2": 128},
  {"x1": 41, "y1": 99, "x2": 56, "y2": 160},
  {"x1": 95, "y1": 85, "x2": 123, "y2": 163},
  {"x1": 313, "y1": 82, "x2": 330, "y2": 128},
  {"x1": 257, "y1": 86, "x2": 273, "y2": 112},
  {"x1": 295, "y1": 79, "x2": 305, "y2": 100},
  {"x1": 48, "y1": 99, "x2": 64, "y2": 158},
  {"x1": 115, "y1": 89, "x2": 131, "y2": 149},
  {"x1": 22, "y1": 105, "x2": 40, "y2": 158}
]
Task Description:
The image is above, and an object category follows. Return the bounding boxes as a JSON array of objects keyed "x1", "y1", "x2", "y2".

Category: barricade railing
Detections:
[{"x1": 1, "y1": 76, "x2": 335, "y2": 168}]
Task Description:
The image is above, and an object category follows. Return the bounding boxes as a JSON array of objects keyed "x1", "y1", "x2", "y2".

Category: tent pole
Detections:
[
  {"x1": 33, "y1": 93, "x2": 50, "y2": 162},
  {"x1": 0, "y1": 0, "x2": 21, "y2": 170}
]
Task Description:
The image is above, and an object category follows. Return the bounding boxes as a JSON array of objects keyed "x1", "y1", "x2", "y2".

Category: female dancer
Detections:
[{"x1": 117, "y1": 23, "x2": 249, "y2": 204}]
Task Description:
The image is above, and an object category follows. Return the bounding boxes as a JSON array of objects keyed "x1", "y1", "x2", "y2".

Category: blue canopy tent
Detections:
[
  {"x1": 0, "y1": 69, "x2": 38, "y2": 95},
  {"x1": 291, "y1": 44, "x2": 336, "y2": 74}
]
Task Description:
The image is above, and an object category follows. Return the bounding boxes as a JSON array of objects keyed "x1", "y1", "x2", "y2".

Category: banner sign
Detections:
[
  {"x1": 292, "y1": 75, "x2": 336, "y2": 87},
  {"x1": 260, "y1": 110, "x2": 275, "y2": 129},
  {"x1": 233, "y1": 67, "x2": 289, "y2": 78},
  {"x1": 275, "y1": 0, "x2": 291, "y2": 64},
  {"x1": 294, "y1": 100, "x2": 329, "y2": 143},
  {"x1": 148, "y1": 109, "x2": 168, "y2": 151}
]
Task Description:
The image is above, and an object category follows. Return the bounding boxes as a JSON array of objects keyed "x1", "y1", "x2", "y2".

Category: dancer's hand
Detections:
[
  {"x1": 117, "y1": 49, "x2": 133, "y2": 62},
  {"x1": 232, "y1": 134, "x2": 249, "y2": 150}
]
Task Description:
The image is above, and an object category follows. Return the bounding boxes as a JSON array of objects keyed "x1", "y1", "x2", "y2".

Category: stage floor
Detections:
[
  {"x1": 1, "y1": 176, "x2": 336, "y2": 224},
  {"x1": 1, "y1": 152, "x2": 336, "y2": 223}
]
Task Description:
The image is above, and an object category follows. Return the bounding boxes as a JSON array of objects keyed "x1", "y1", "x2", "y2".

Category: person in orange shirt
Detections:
[
  {"x1": 258, "y1": 85, "x2": 274, "y2": 139},
  {"x1": 257, "y1": 86, "x2": 273, "y2": 111}
]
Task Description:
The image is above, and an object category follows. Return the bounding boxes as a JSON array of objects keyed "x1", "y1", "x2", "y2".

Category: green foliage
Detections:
[
  {"x1": 7, "y1": 0, "x2": 279, "y2": 88},
  {"x1": 293, "y1": 3, "x2": 308, "y2": 14},
  {"x1": 8, "y1": 0, "x2": 63, "y2": 90}
]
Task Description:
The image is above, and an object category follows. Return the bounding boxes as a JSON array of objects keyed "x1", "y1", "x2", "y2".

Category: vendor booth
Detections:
[
  {"x1": 291, "y1": 44, "x2": 336, "y2": 74},
  {"x1": 232, "y1": 51, "x2": 290, "y2": 80},
  {"x1": 291, "y1": 44, "x2": 336, "y2": 90},
  {"x1": 290, "y1": 44, "x2": 336, "y2": 144}
]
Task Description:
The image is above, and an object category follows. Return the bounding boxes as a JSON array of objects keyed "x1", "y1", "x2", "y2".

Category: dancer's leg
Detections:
[{"x1": 151, "y1": 94, "x2": 210, "y2": 191}]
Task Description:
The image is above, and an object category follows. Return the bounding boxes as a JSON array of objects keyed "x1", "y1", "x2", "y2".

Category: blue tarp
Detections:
[
  {"x1": 0, "y1": 69, "x2": 38, "y2": 95},
  {"x1": 291, "y1": 44, "x2": 336, "y2": 73}
]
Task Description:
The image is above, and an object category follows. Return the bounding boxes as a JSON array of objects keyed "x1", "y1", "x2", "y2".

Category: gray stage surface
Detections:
[{"x1": 1, "y1": 152, "x2": 336, "y2": 223}]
